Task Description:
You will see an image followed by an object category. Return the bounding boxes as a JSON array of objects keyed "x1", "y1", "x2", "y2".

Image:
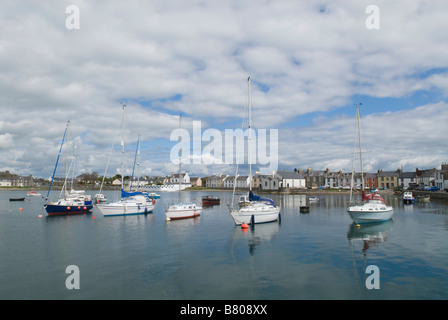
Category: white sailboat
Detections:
[
  {"x1": 97, "y1": 105, "x2": 155, "y2": 216},
  {"x1": 347, "y1": 104, "x2": 393, "y2": 224},
  {"x1": 165, "y1": 115, "x2": 202, "y2": 221},
  {"x1": 229, "y1": 77, "x2": 280, "y2": 225}
]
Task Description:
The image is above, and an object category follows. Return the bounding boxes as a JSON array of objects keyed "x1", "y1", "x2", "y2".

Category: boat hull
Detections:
[
  {"x1": 45, "y1": 203, "x2": 93, "y2": 216},
  {"x1": 10, "y1": 198, "x2": 25, "y2": 201},
  {"x1": 230, "y1": 206, "x2": 280, "y2": 225},
  {"x1": 202, "y1": 200, "x2": 220, "y2": 205},
  {"x1": 97, "y1": 203, "x2": 155, "y2": 216},
  {"x1": 347, "y1": 205, "x2": 394, "y2": 224},
  {"x1": 165, "y1": 203, "x2": 202, "y2": 220}
]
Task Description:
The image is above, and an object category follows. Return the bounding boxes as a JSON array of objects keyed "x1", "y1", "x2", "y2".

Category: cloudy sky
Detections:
[{"x1": 1, "y1": 0, "x2": 448, "y2": 179}]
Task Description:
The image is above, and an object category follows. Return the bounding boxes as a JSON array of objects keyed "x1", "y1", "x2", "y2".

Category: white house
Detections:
[
  {"x1": 261, "y1": 175, "x2": 281, "y2": 190},
  {"x1": 0, "y1": 180, "x2": 11, "y2": 187},
  {"x1": 399, "y1": 172, "x2": 417, "y2": 189},
  {"x1": 223, "y1": 175, "x2": 235, "y2": 189},
  {"x1": 236, "y1": 175, "x2": 250, "y2": 188},
  {"x1": 435, "y1": 170, "x2": 444, "y2": 190},
  {"x1": 275, "y1": 170, "x2": 306, "y2": 189},
  {"x1": 324, "y1": 171, "x2": 340, "y2": 188},
  {"x1": 112, "y1": 178, "x2": 122, "y2": 186},
  {"x1": 206, "y1": 174, "x2": 227, "y2": 188},
  {"x1": 170, "y1": 172, "x2": 190, "y2": 184}
]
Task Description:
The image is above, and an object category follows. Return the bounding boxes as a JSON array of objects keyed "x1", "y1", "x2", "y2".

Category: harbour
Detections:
[{"x1": 1, "y1": 189, "x2": 447, "y2": 300}]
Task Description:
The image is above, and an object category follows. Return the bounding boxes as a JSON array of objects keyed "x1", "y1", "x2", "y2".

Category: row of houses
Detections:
[
  {"x1": 206, "y1": 170, "x2": 307, "y2": 191},
  {"x1": 2, "y1": 163, "x2": 448, "y2": 191},
  {"x1": 0, "y1": 171, "x2": 35, "y2": 187},
  {"x1": 205, "y1": 164, "x2": 448, "y2": 191},
  {"x1": 115, "y1": 172, "x2": 203, "y2": 188}
]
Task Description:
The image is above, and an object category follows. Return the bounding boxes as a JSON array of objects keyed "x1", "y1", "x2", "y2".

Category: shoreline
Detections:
[{"x1": 3, "y1": 186, "x2": 447, "y2": 199}]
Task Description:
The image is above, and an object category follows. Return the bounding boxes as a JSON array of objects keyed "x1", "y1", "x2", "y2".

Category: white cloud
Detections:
[
  {"x1": 0, "y1": 1, "x2": 447, "y2": 177},
  {"x1": 279, "y1": 102, "x2": 448, "y2": 172}
]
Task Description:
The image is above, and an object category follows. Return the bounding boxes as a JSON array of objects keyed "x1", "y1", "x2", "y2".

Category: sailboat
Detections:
[
  {"x1": 96, "y1": 105, "x2": 155, "y2": 216},
  {"x1": 229, "y1": 77, "x2": 280, "y2": 225},
  {"x1": 165, "y1": 115, "x2": 202, "y2": 221},
  {"x1": 44, "y1": 121, "x2": 94, "y2": 216},
  {"x1": 347, "y1": 104, "x2": 394, "y2": 224}
]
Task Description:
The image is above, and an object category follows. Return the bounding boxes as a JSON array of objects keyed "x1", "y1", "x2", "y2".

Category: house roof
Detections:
[
  {"x1": 171, "y1": 173, "x2": 187, "y2": 178},
  {"x1": 401, "y1": 172, "x2": 417, "y2": 178},
  {"x1": 276, "y1": 170, "x2": 304, "y2": 179},
  {"x1": 377, "y1": 171, "x2": 399, "y2": 177}
]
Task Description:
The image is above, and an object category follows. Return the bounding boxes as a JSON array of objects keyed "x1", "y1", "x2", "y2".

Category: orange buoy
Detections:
[
  {"x1": 83, "y1": 206, "x2": 87, "y2": 210},
  {"x1": 37, "y1": 214, "x2": 43, "y2": 218},
  {"x1": 19, "y1": 208, "x2": 23, "y2": 211},
  {"x1": 77, "y1": 206, "x2": 81, "y2": 209},
  {"x1": 241, "y1": 223, "x2": 249, "y2": 229},
  {"x1": 92, "y1": 216, "x2": 96, "y2": 219},
  {"x1": 67, "y1": 206, "x2": 71, "y2": 210}
]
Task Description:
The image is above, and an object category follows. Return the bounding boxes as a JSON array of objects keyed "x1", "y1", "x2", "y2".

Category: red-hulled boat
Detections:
[{"x1": 202, "y1": 195, "x2": 220, "y2": 206}]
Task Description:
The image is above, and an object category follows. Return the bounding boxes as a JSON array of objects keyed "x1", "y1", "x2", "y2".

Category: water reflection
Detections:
[
  {"x1": 347, "y1": 220, "x2": 394, "y2": 296},
  {"x1": 231, "y1": 222, "x2": 281, "y2": 255},
  {"x1": 164, "y1": 216, "x2": 201, "y2": 233},
  {"x1": 347, "y1": 220, "x2": 394, "y2": 253}
]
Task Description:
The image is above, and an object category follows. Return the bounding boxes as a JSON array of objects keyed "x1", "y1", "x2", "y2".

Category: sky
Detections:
[{"x1": 1, "y1": 0, "x2": 448, "y2": 179}]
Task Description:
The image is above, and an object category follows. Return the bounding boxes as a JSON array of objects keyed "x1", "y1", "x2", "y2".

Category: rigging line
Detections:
[
  {"x1": 46, "y1": 120, "x2": 69, "y2": 199},
  {"x1": 98, "y1": 106, "x2": 123, "y2": 196},
  {"x1": 350, "y1": 107, "x2": 357, "y2": 204},
  {"x1": 231, "y1": 77, "x2": 250, "y2": 209}
]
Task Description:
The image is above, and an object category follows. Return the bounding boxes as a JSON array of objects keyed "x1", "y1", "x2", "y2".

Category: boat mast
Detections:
[
  {"x1": 178, "y1": 115, "x2": 182, "y2": 204},
  {"x1": 46, "y1": 121, "x2": 69, "y2": 200},
  {"x1": 62, "y1": 120, "x2": 70, "y2": 199},
  {"x1": 120, "y1": 104, "x2": 126, "y2": 193},
  {"x1": 248, "y1": 76, "x2": 252, "y2": 192},
  {"x1": 356, "y1": 104, "x2": 364, "y2": 190},
  {"x1": 130, "y1": 134, "x2": 141, "y2": 191}
]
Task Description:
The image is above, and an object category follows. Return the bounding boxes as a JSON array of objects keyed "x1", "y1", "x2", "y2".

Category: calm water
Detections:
[{"x1": 1, "y1": 189, "x2": 447, "y2": 300}]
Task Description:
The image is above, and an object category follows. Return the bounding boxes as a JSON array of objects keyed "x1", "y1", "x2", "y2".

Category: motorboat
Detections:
[
  {"x1": 27, "y1": 191, "x2": 41, "y2": 197},
  {"x1": 417, "y1": 195, "x2": 430, "y2": 203},
  {"x1": 202, "y1": 195, "x2": 220, "y2": 206},
  {"x1": 148, "y1": 192, "x2": 160, "y2": 199},
  {"x1": 402, "y1": 191, "x2": 415, "y2": 204},
  {"x1": 165, "y1": 203, "x2": 202, "y2": 220},
  {"x1": 94, "y1": 193, "x2": 107, "y2": 203}
]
